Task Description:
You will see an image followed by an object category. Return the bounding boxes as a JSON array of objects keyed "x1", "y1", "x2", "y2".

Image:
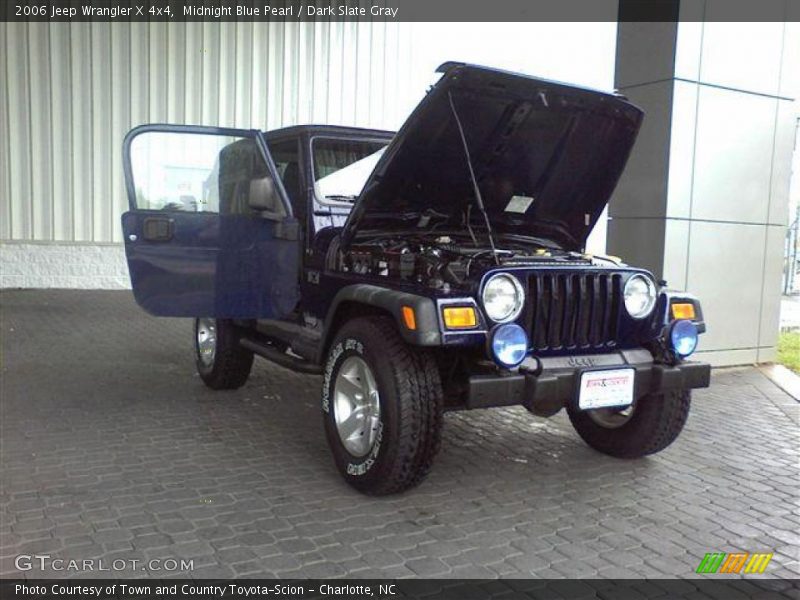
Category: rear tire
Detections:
[
  {"x1": 322, "y1": 316, "x2": 443, "y2": 495},
  {"x1": 567, "y1": 390, "x2": 691, "y2": 458},
  {"x1": 194, "y1": 318, "x2": 254, "y2": 390}
]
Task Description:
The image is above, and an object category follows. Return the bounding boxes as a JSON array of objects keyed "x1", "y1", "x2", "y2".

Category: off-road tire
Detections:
[
  {"x1": 195, "y1": 318, "x2": 254, "y2": 390},
  {"x1": 322, "y1": 316, "x2": 443, "y2": 495},
  {"x1": 567, "y1": 390, "x2": 691, "y2": 458}
]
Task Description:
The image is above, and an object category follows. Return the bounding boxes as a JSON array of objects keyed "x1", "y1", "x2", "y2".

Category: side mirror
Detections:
[{"x1": 248, "y1": 177, "x2": 285, "y2": 217}]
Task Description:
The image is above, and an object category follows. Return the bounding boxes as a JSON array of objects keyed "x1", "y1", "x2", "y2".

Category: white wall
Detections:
[
  {"x1": 0, "y1": 21, "x2": 618, "y2": 288},
  {"x1": 0, "y1": 21, "x2": 420, "y2": 245}
]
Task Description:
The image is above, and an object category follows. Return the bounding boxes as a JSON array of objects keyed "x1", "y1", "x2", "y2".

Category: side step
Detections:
[{"x1": 239, "y1": 338, "x2": 323, "y2": 375}]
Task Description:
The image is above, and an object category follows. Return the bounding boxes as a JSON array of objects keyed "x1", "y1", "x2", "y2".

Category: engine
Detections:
[{"x1": 338, "y1": 236, "x2": 593, "y2": 292}]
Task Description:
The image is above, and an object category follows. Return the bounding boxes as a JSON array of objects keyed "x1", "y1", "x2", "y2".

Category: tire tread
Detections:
[
  {"x1": 568, "y1": 390, "x2": 691, "y2": 458},
  {"x1": 196, "y1": 319, "x2": 254, "y2": 390},
  {"x1": 326, "y1": 316, "x2": 443, "y2": 495}
]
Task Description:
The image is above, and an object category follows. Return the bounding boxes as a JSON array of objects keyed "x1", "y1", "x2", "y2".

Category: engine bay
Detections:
[{"x1": 338, "y1": 235, "x2": 598, "y2": 291}]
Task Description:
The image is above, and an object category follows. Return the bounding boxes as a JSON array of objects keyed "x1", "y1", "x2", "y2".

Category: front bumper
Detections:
[{"x1": 466, "y1": 349, "x2": 711, "y2": 415}]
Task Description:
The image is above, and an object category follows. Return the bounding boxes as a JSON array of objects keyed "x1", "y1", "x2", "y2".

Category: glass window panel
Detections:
[
  {"x1": 129, "y1": 131, "x2": 276, "y2": 215},
  {"x1": 312, "y1": 138, "x2": 387, "y2": 206}
]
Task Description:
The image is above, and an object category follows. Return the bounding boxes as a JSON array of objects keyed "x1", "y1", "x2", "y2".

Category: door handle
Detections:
[{"x1": 142, "y1": 217, "x2": 174, "y2": 242}]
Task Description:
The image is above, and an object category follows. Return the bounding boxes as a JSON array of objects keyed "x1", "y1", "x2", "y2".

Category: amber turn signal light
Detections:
[
  {"x1": 671, "y1": 302, "x2": 696, "y2": 320},
  {"x1": 401, "y1": 306, "x2": 416, "y2": 330},
  {"x1": 443, "y1": 306, "x2": 478, "y2": 329}
]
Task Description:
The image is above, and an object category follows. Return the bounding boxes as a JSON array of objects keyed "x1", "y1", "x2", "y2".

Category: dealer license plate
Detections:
[{"x1": 578, "y1": 368, "x2": 635, "y2": 410}]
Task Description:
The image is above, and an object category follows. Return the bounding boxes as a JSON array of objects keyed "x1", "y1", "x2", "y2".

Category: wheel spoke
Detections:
[
  {"x1": 333, "y1": 356, "x2": 381, "y2": 457},
  {"x1": 196, "y1": 318, "x2": 217, "y2": 366},
  {"x1": 336, "y1": 373, "x2": 363, "y2": 400},
  {"x1": 356, "y1": 361, "x2": 370, "y2": 390},
  {"x1": 362, "y1": 364, "x2": 378, "y2": 396},
  {"x1": 338, "y1": 406, "x2": 367, "y2": 441}
]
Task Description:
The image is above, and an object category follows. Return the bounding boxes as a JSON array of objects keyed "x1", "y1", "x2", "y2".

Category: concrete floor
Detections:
[{"x1": 1, "y1": 290, "x2": 798, "y2": 582}]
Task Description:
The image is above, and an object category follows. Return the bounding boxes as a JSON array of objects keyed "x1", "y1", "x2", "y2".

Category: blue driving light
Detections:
[
  {"x1": 490, "y1": 323, "x2": 529, "y2": 368},
  {"x1": 669, "y1": 319, "x2": 699, "y2": 357}
]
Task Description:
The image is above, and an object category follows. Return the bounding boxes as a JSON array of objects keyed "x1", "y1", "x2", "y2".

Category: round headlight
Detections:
[
  {"x1": 669, "y1": 319, "x2": 699, "y2": 357},
  {"x1": 482, "y1": 273, "x2": 525, "y2": 323},
  {"x1": 489, "y1": 323, "x2": 529, "y2": 368},
  {"x1": 624, "y1": 274, "x2": 657, "y2": 319}
]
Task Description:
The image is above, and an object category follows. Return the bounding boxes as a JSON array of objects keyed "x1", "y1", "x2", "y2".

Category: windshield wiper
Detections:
[{"x1": 324, "y1": 194, "x2": 358, "y2": 203}]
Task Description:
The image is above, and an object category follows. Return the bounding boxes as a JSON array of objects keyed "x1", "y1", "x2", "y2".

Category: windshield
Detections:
[{"x1": 313, "y1": 138, "x2": 387, "y2": 205}]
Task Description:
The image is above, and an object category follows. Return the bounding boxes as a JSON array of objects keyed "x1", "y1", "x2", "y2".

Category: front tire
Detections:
[
  {"x1": 194, "y1": 318, "x2": 254, "y2": 390},
  {"x1": 567, "y1": 390, "x2": 691, "y2": 458},
  {"x1": 322, "y1": 317, "x2": 443, "y2": 495}
]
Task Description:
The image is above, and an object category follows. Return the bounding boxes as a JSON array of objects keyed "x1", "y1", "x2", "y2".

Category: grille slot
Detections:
[{"x1": 527, "y1": 272, "x2": 622, "y2": 351}]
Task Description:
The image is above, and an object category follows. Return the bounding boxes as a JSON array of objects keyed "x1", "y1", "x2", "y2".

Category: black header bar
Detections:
[
  {"x1": 2, "y1": 0, "x2": 799, "y2": 22},
  {"x1": 1, "y1": 579, "x2": 798, "y2": 600}
]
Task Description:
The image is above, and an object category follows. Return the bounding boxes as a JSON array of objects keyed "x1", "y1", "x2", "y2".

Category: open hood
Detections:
[{"x1": 341, "y1": 63, "x2": 643, "y2": 251}]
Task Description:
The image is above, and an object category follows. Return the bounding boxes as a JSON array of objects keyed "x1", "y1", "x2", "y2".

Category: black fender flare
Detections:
[{"x1": 321, "y1": 284, "x2": 442, "y2": 358}]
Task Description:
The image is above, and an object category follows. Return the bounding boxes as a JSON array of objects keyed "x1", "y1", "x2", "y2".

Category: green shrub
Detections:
[{"x1": 777, "y1": 331, "x2": 800, "y2": 373}]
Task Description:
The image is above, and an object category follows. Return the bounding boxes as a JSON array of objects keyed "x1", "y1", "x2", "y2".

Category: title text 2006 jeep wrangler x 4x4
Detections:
[{"x1": 122, "y1": 63, "x2": 710, "y2": 495}]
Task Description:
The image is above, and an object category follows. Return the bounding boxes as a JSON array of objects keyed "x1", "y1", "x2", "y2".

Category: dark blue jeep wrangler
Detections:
[{"x1": 121, "y1": 63, "x2": 710, "y2": 495}]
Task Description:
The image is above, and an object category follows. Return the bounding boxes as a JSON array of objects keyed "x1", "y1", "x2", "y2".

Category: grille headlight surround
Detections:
[
  {"x1": 481, "y1": 273, "x2": 525, "y2": 323},
  {"x1": 623, "y1": 274, "x2": 657, "y2": 319}
]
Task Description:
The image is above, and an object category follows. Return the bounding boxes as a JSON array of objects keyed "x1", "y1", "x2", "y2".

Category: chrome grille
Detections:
[{"x1": 527, "y1": 272, "x2": 623, "y2": 351}]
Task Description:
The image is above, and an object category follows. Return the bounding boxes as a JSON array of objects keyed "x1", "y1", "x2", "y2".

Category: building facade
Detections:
[
  {"x1": 1, "y1": 18, "x2": 797, "y2": 366},
  {"x1": 0, "y1": 21, "x2": 616, "y2": 288},
  {"x1": 612, "y1": 18, "x2": 799, "y2": 365}
]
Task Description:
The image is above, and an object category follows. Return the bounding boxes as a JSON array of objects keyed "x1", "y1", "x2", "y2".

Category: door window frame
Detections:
[{"x1": 122, "y1": 123, "x2": 294, "y2": 218}]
